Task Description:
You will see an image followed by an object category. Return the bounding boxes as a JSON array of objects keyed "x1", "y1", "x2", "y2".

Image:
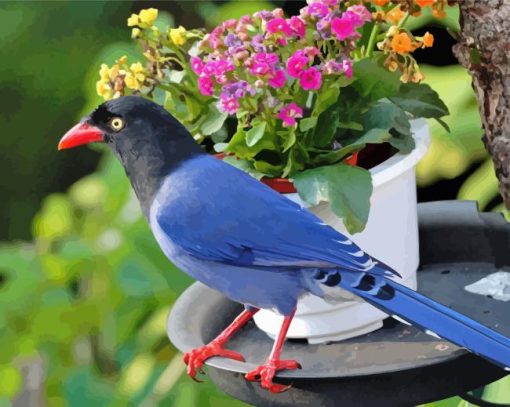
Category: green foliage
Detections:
[{"x1": 293, "y1": 164, "x2": 373, "y2": 234}]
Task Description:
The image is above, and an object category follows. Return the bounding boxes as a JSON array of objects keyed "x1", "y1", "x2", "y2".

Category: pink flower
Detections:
[
  {"x1": 222, "y1": 19, "x2": 237, "y2": 29},
  {"x1": 286, "y1": 51, "x2": 309, "y2": 78},
  {"x1": 342, "y1": 59, "x2": 353, "y2": 78},
  {"x1": 278, "y1": 103, "x2": 303, "y2": 127},
  {"x1": 268, "y1": 69, "x2": 286, "y2": 88},
  {"x1": 254, "y1": 52, "x2": 279, "y2": 66},
  {"x1": 250, "y1": 62, "x2": 271, "y2": 76},
  {"x1": 299, "y1": 67, "x2": 322, "y2": 90},
  {"x1": 202, "y1": 61, "x2": 217, "y2": 76},
  {"x1": 266, "y1": 18, "x2": 293, "y2": 37},
  {"x1": 198, "y1": 76, "x2": 214, "y2": 96},
  {"x1": 191, "y1": 57, "x2": 204, "y2": 75},
  {"x1": 214, "y1": 59, "x2": 235, "y2": 76},
  {"x1": 347, "y1": 5, "x2": 371, "y2": 25},
  {"x1": 308, "y1": 2, "x2": 329, "y2": 18},
  {"x1": 288, "y1": 16, "x2": 306, "y2": 38},
  {"x1": 276, "y1": 37, "x2": 288, "y2": 46},
  {"x1": 219, "y1": 96, "x2": 240, "y2": 114},
  {"x1": 304, "y1": 46, "x2": 320, "y2": 58},
  {"x1": 331, "y1": 15, "x2": 356, "y2": 40}
]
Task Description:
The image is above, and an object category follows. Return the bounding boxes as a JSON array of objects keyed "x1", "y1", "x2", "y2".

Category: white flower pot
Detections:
[{"x1": 253, "y1": 119, "x2": 430, "y2": 344}]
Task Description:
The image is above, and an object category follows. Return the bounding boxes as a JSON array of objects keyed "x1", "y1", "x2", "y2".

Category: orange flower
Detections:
[
  {"x1": 387, "y1": 6, "x2": 405, "y2": 25},
  {"x1": 415, "y1": 0, "x2": 435, "y2": 7},
  {"x1": 373, "y1": 0, "x2": 390, "y2": 5},
  {"x1": 422, "y1": 32, "x2": 434, "y2": 47},
  {"x1": 391, "y1": 32, "x2": 413, "y2": 54}
]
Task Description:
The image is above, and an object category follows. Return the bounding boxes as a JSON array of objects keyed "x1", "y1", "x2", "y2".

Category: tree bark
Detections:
[{"x1": 453, "y1": 0, "x2": 510, "y2": 208}]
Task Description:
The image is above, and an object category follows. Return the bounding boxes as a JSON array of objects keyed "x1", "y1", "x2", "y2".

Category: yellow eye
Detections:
[{"x1": 109, "y1": 117, "x2": 124, "y2": 131}]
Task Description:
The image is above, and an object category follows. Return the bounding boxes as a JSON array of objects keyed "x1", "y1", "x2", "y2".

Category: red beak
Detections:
[{"x1": 58, "y1": 122, "x2": 104, "y2": 150}]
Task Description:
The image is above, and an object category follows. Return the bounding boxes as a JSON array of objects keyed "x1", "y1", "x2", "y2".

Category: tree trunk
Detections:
[{"x1": 453, "y1": 1, "x2": 510, "y2": 208}]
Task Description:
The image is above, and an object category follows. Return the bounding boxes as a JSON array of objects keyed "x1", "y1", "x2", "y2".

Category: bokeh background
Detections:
[{"x1": 0, "y1": 1, "x2": 508, "y2": 406}]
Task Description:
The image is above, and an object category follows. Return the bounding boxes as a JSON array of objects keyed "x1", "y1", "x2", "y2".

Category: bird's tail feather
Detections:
[{"x1": 331, "y1": 269, "x2": 510, "y2": 370}]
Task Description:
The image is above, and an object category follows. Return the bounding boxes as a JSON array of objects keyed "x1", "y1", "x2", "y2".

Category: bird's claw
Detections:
[
  {"x1": 183, "y1": 341, "x2": 245, "y2": 380},
  {"x1": 245, "y1": 359, "x2": 301, "y2": 393}
]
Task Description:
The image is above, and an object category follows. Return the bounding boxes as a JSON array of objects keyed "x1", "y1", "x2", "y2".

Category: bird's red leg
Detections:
[
  {"x1": 245, "y1": 308, "x2": 301, "y2": 393},
  {"x1": 184, "y1": 308, "x2": 258, "y2": 380}
]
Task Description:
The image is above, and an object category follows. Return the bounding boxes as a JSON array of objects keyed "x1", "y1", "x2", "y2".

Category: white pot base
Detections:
[{"x1": 253, "y1": 120, "x2": 430, "y2": 344}]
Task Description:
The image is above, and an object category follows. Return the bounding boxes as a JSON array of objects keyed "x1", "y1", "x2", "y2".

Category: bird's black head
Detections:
[{"x1": 59, "y1": 96, "x2": 203, "y2": 211}]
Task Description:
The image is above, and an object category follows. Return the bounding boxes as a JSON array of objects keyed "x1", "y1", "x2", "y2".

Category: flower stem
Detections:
[{"x1": 366, "y1": 23, "x2": 380, "y2": 58}]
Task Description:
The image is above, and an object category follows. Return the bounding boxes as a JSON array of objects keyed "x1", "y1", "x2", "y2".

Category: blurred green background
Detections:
[{"x1": 0, "y1": 1, "x2": 508, "y2": 406}]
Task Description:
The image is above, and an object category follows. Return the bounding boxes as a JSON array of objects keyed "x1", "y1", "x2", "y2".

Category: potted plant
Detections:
[{"x1": 96, "y1": 0, "x2": 450, "y2": 343}]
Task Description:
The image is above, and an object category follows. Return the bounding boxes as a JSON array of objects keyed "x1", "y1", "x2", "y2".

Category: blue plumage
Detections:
[
  {"x1": 60, "y1": 96, "x2": 510, "y2": 391},
  {"x1": 150, "y1": 154, "x2": 510, "y2": 369}
]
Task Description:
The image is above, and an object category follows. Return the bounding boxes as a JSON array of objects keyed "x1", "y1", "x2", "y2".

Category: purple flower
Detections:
[
  {"x1": 278, "y1": 102, "x2": 303, "y2": 127},
  {"x1": 299, "y1": 67, "x2": 322, "y2": 90},
  {"x1": 222, "y1": 80, "x2": 255, "y2": 98},
  {"x1": 251, "y1": 34, "x2": 266, "y2": 53},
  {"x1": 268, "y1": 69, "x2": 286, "y2": 88},
  {"x1": 225, "y1": 33, "x2": 243, "y2": 48},
  {"x1": 254, "y1": 10, "x2": 275, "y2": 21}
]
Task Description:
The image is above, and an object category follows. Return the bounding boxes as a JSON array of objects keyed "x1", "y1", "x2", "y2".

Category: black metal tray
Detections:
[{"x1": 168, "y1": 201, "x2": 510, "y2": 406}]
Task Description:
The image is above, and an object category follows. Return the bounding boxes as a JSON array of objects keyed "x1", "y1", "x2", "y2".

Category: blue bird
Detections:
[{"x1": 59, "y1": 96, "x2": 510, "y2": 393}]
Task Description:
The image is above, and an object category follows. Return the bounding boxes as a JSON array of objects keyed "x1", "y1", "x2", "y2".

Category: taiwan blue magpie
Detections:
[{"x1": 59, "y1": 96, "x2": 510, "y2": 393}]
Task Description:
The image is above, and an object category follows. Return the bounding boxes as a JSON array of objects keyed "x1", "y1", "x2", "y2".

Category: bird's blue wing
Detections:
[{"x1": 151, "y1": 155, "x2": 390, "y2": 275}]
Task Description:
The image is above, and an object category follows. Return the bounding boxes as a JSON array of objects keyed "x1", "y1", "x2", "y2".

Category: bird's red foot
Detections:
[
  {"x1": 245, "y1": 359, "x2": 301, "y2": 393},
  {"x1": 183, "y1": 341, "x2": 245, "y2": 381}
]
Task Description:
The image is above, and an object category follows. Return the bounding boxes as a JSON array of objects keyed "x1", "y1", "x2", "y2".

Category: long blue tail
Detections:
[{"x1": 332, "y1": 269, "x2": 510, "y2": 370}]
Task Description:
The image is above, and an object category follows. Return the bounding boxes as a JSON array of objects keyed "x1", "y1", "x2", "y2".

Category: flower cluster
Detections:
[
  {"x1": 192, "y1": 2, "x2": 370, "y2": 126},
  {"x1": 96, "y1": 56, "x2": 148, "y2": 100},
  {"x1": 372, "y1": 0, "x2": 450, "y2": 19}
]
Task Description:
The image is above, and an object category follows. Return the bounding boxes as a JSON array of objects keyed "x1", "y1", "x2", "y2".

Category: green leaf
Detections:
[
  {"x1": 293, "y1": 164, "x2": 373, "y2": 234},
  {"x1": 225, "y1": 125, "x2": 276, "y2": 158},
  {"x1": 200, "y1": 106, "x2": 228, "y2": 136},
  {"x1": 390, "y1": 82, "x2": 449, "y2": 130},
  {"x1": 313, "y1": 103, "x2": 341, "y2": 148},
  {"x1": 353, "y1": 58, "x2": 401, "y2": 102},
  {"x1": 222, "y1": 156, "x2": 265, "y2": 179},
  {"x1": 314, "y1": 82, "x2": 340, "y2": 116},
  {"x1": 299, "y1": 117, "x2": 317, "y2": 132},
  {"x1": 281, "y1": 128, "x2": 296, "y2": 152},
  {"x1": 361, "y1": 99, "x2": 414, "y2": 153},
  {"x1": 245, "y1": 121, "x2": 267, "y2": 147},
  {"x1": 312, "y1": 127, "x2": 391, "y2": 166}
]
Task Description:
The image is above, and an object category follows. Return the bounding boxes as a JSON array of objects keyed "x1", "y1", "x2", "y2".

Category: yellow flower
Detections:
[
  {"x1": 124, "y1": 62, "x2": 146, "y2": 90},
  {"x1": 169, "y1": 26, "x2": 187, "y2": 46},
  {"x1": 139, "y1": 8, "x2": 158, "y2": 27},
  {"x1": 131, "y1": 28, "x2": 142, "y2": 39},
  {"x1": 99, "y1": 64, "x2": 110, "y2": 81},
  {"x1": 127, "y1": 14, "x2": 139, "y2": 27},
  {"x1": 96, "y1": 80, "x2": 112, "y2": 100},
  {"x1": 124, "y1": 73, "x2": 140, "y2": 90}
]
